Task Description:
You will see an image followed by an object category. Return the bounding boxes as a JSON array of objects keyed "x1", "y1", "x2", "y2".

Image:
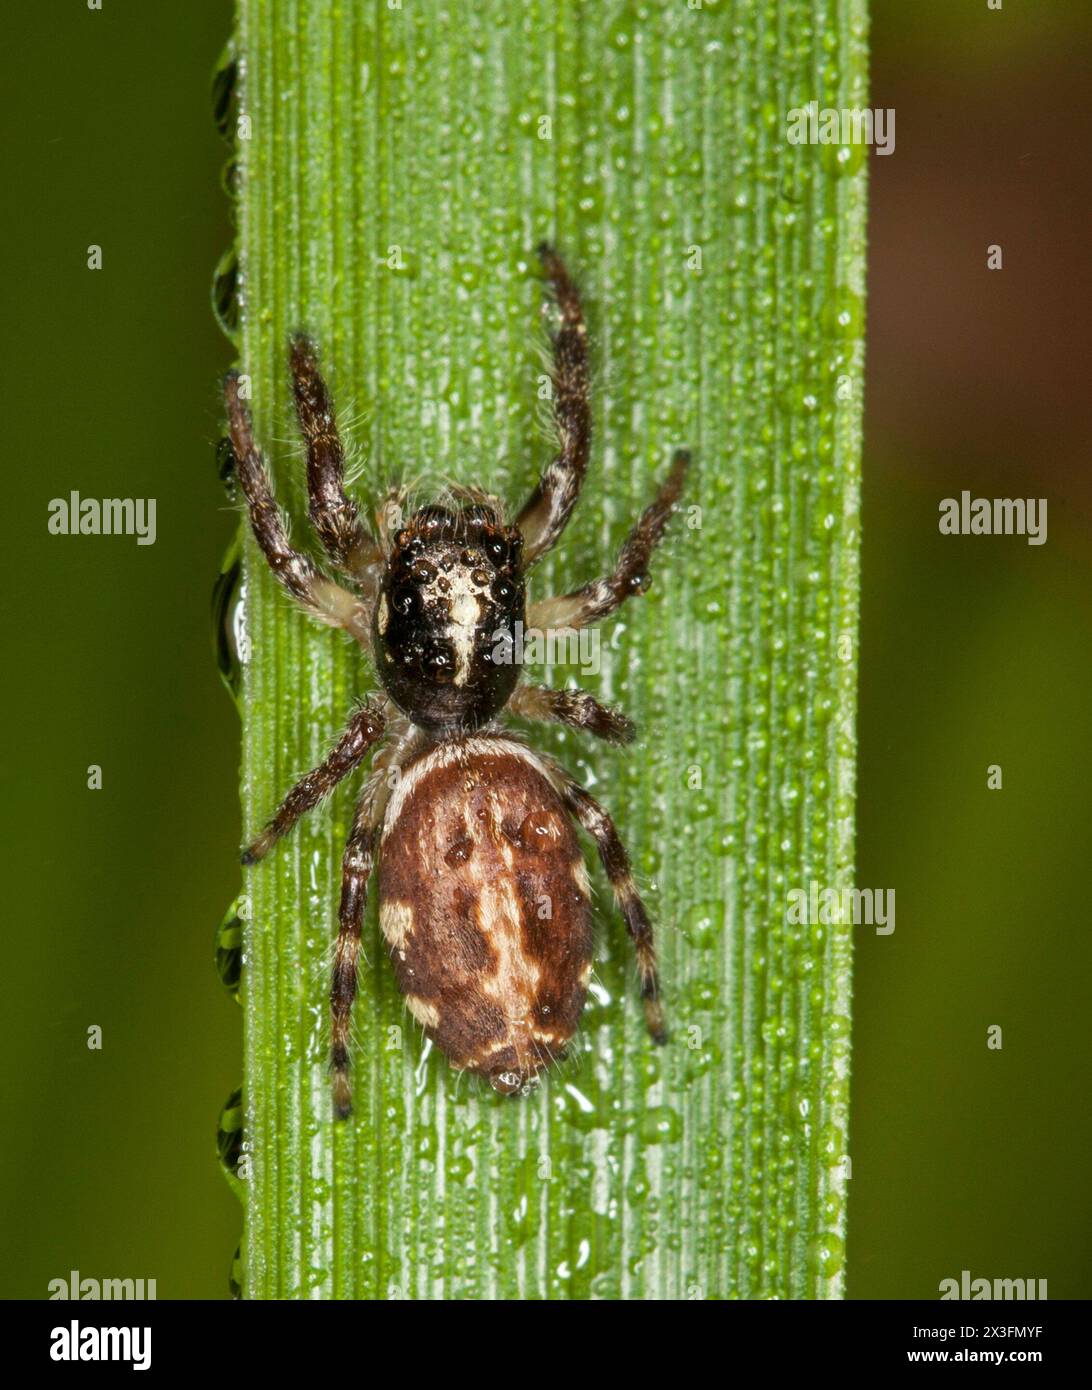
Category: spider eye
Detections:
[{"x1": 493, "y1": 578, "x2": 515, "y2": 603}]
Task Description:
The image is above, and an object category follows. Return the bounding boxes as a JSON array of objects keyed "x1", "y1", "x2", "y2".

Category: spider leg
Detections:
[
  {"x1": 330, "y1": 807, "x2": 377, "y2": 1120},
  {"x1": 330, "y1": 720, "x2": 421, "y2": 1120},
  {"x1": 515, "y1": 243, "x2": 590, "y2": 568},
  {"x1": 509, "y1": 681, "x2": 636, "y2": 745},
  {"x1": 240, "y1": 700, "x2": 388, "y2": 865},
  {"x1": 545, "y1": 760, "x2": 666, "y2": 1044},
  {"x1": 529, "y1": 449, "x2": 689, "y2": 633},
  {"x1": 289, "y1": 335, "x2": 382, "y2": 593},
  {"x1": 224, "y1": 372, "x2": 370, "y2": 642}
]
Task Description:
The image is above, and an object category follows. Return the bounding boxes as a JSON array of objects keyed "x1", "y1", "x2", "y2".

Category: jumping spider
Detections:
[{"x1": 225, "y1": 244, "x2": 689, "y2": 1117}]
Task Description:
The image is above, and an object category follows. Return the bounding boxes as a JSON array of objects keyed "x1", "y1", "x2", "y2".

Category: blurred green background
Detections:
[{"x1": 2, "y1": 0, "x2": 1089, "y2": 1298}]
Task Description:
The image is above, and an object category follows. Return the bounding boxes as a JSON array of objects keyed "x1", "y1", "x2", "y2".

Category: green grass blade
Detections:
[{"x1": 232, "y1": 0, "x2": 866, "y2": 1300}]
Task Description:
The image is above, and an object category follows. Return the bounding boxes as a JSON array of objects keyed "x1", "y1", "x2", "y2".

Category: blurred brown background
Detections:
[{"x1": 853, "y1": 0, "x2": 1092, "y2": 1298}]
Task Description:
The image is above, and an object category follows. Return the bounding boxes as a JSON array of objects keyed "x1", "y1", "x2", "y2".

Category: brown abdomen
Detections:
[{"x1": 377, "y1": 736, "x2": 593, "y2": 1094}]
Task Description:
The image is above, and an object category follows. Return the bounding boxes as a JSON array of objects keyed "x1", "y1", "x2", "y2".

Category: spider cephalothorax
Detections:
[
  {"x1": 225, "y1": 244, "x2": 689, "y2": 1117},
  {"x1": 375, "y1": 503, "x2": 526, "y2": 732}
]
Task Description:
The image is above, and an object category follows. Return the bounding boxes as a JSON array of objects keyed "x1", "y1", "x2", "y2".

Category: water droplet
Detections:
[
  {"x1": 211, "y1": 534, "x2": 247, "y2": 702},
  {"x1": 210, "y1": 43, "x2": 238, "y2": 142},
  {"x1": 822, "y1": 139, "x2": 865, "y2": 179},
  {"x1": 626, "y1": 1164, "x2": 650, "y2": 1207},
  {"x1": 682, "y1": 899, "x2": 723, "y2": 950},
  {"x1": 517, "y1": 808, "x2": 564, "y2": 851},
  {"x1": 807, "y1": 1230, "x2": 846, "y2": 1279},
  {"x1": 214, "y1": 893, "x2": 246, "y2": 997},
  {"x1": 211, "y1": 245, "x2": 241, "y2": 343},
  {"x1": 640, "y1": 1105, "x2": 683, "y2": 1144},
  {"x1": 217, "y1": 1086, "x2": 245, "y2": 1193},
  {"x1": 444, "y1": 836, "x2": 472, "y2": 867},
  {"x1": 220, "y1": 155, "x2": 240, "y2": 201},
  {"x1": 228, "y1": 1242, "x2": 242, "y2": 1299}
]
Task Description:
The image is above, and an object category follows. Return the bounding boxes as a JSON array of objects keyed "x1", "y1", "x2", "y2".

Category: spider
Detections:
[{"x1": 225, "y1": 244, "x2": 689, "y2": 1118}]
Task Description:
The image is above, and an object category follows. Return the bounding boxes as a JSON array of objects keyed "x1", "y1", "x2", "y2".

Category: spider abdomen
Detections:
[{"x1": 378, "y1": 736, "x2": 593, "y2": 1094}]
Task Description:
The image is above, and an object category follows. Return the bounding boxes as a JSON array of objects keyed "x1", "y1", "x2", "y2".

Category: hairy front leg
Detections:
[
  {"x1": 289, "y1": 335, "x2": 382, "y2": 591},
  {"x1": 529, "y1": 448, "x2": 689, "y2": 632},
  {"x1": 224, "y1": 372, "x2": 370, "y2": 641},
  {"x1": 515, "y1": 243, "x2": 591, "y2": 567}
]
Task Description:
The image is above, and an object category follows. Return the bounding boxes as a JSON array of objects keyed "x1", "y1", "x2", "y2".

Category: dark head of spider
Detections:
[{"x1": 373, "y1": 502, "x2": 526, "y2": 733}]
